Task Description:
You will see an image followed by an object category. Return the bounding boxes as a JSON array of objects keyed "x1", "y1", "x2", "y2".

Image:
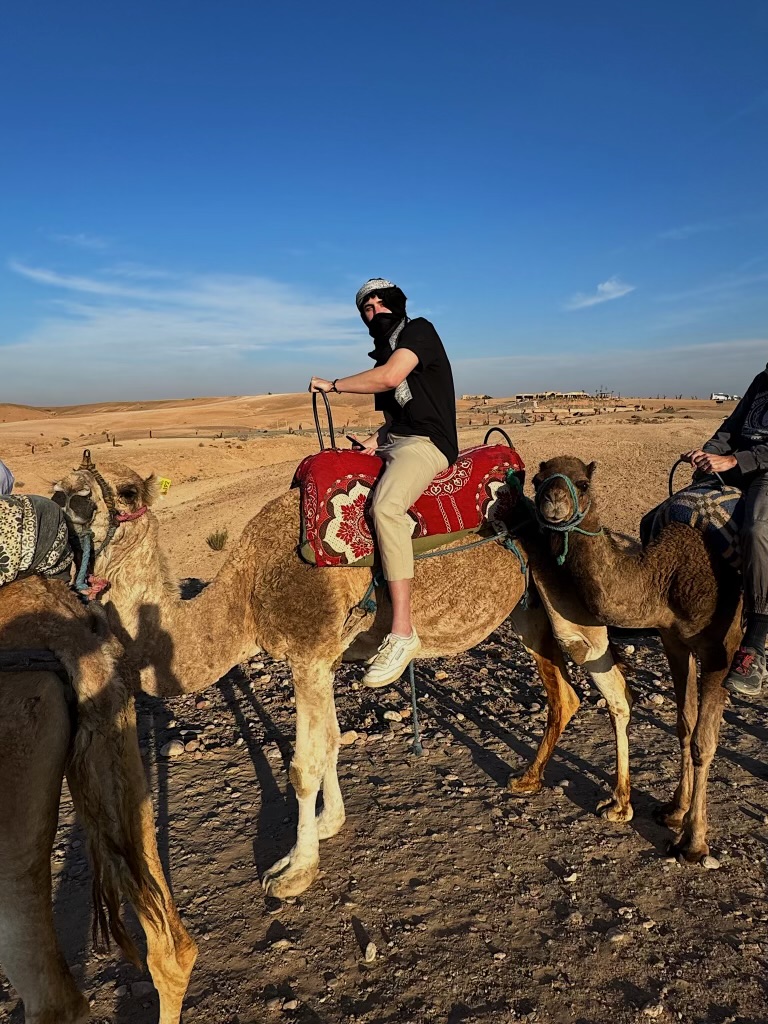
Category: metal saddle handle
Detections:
[
  {"x1": 483, "y1": 427, "x2": 514, "y2": 448},
  {"x1": 312, "y1": 391, "x2": 337, "y2": 451},
  {"x1": 669, "y1": 457, "x2": 725, "y2": 497}
]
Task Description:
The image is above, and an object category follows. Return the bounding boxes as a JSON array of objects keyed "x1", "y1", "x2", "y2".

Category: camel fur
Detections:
[
  {"x1": 529, "y1": 455, "x2": 743, "y2": 863},
  {"x1": 0, "y1": 577, "x2": 196, "y2": 1024}
]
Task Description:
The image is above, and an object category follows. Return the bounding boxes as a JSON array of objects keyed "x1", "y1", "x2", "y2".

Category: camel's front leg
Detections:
[
  {"x1": 317, "y1": 672, "x2": 346, "y2": 840},
  {"x1": 508, "y1": 600, "x2": 581, "y2": 795},
  {"x1": 262, "y1": 659, "x2": 338, "y2": 898},
  {"x1": 671, "y1": 664, "x2": 728, "y2": 864},
  {"x1": 523, "y1": 566, "x2": 635, "y2": 821},
  {"x1": 559, "y1": 630, "x2": 634, "y2": 822},
  {"x1": 656, "y1": 631, "x2": 698, "y2": 829}
]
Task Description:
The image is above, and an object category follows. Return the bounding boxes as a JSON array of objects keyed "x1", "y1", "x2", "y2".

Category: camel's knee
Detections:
[
  {"x1": 289, "y1": 760, "x2": 324, "y2": 798},
  {"x1": 555, "y1": 632, "x2": 596, "y2": 665}
]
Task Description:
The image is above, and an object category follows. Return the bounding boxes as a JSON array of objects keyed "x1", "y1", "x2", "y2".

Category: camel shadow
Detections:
[
  {"x1": 408, "y1": 662, "x2": 674, "y2": 857},
  {"x1": 218, "y1": 672, "x2": 298, "y2": 877}
]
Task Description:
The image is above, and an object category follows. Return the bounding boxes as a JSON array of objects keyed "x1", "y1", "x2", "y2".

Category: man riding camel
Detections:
[
  {"x1": 683, "y1": 362, "x2": 768, "y2": 697},
  {"x1": 309, "y1": 278, "x2": 458, "y2": 688}
]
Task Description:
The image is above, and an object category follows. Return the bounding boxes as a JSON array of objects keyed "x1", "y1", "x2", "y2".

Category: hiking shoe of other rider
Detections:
[
  {"x1": 723, "y1": 645, "x2": 766, "y2": 698},
  {"x1": 362, "y1": 630, "x2": 421, "y2": 689}
]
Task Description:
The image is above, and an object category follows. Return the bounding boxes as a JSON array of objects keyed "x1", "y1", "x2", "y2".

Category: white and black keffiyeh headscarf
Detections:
[{"x1": 356, "y1": 278, "x2": 412, "y2": 408}]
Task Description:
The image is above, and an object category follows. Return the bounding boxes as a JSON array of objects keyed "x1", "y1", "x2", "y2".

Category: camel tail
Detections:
[{"x1": 66, "y1": 685, "x2": 165, "y2": 967}]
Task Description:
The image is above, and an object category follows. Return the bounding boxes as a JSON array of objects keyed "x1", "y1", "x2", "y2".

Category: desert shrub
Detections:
[{"x1": 206, "y1": 529, "x2": 228, "y2": 551}]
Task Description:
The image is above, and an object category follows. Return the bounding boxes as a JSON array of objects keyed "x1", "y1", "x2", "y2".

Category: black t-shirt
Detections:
[{"x1": 373, "y1": 317, "x2": 459, "y2": 465}]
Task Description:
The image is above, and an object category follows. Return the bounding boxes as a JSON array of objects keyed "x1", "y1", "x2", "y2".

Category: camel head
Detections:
[
  {"x1": 532, "y1": 456, "x2": 597, "y2": 527},
  {"x1": 52, "y1": 458, "x2": 158, "y2": 547}
]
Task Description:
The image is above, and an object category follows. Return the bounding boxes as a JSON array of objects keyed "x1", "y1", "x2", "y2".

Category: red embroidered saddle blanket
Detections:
[{"x1": 293, "y1": 443, "x2": 525, "y2": 567}]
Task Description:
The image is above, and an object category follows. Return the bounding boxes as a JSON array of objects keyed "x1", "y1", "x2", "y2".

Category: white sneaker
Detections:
[{"x1": 362, "y1": 630, "x2": 421, "y2": 688}]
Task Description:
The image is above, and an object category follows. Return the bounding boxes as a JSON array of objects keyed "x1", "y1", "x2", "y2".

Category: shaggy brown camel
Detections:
[
  {"x1": 52, "y1": 459, "x2": 632, "y2": 898},
  {"x1": 529, "y1": 455, "x2": 743, "y2": 863},
  {"x1": 0, "y1": 577, "x2": 196, "y2": 1024}
]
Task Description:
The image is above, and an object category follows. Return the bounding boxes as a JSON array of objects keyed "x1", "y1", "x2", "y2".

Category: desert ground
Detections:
[{"x1": 1, "y1": 394, "x2": 766, "y2": 1024}]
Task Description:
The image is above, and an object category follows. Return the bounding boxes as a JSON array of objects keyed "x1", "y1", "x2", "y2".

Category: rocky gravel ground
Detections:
[{"x1": 3, "y1": 622, "x2": 767, "y2": 1024}]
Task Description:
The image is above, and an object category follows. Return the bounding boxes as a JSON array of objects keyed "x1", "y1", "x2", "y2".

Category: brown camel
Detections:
[
  {"x1": 0, "y1": 577, "x2": 196, "y2": 1024},
  {"x1": 51, "y1": 458, "x2": 634, "y2": 898},
  {"x1": 528, "y1": 455, "x2": 743, "y2": 863}
]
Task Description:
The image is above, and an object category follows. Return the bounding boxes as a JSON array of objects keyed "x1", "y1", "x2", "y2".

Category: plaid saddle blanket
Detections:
[
  {"x1": 293, "y1": 443, "x2": 526, "y2": 567},
  {"x1": 0, "y1": 494, "x2": 74, "y2": 587},
  {"x1": 639, "y1": 481, "x2": 743, "y2": 570}
]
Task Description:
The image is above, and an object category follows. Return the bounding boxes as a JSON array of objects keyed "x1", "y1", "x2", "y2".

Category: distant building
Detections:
[
  {"x1": 710, "y1": 392, "x2": 741, "y2": 402},
  {"x1": 461, "y1": 394, "x2": 492, "y2": 400},
  {"x1": 514, "y1": 390, "x2": 590, "y2": 402}
]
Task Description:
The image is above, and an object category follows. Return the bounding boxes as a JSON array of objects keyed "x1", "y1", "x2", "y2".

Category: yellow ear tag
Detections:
[{"x1": 158, "y1": 477, "x2": 172, "y2": 495}]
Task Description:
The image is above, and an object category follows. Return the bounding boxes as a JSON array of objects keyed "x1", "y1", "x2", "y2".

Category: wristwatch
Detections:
[{"x1": 331, "y1": 379, "x2": 340, "y2": 393}]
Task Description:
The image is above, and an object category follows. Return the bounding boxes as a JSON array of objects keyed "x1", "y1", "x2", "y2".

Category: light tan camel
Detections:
[
  {"x1": 52, "y1": 459, "x2": 633, "y2": 898},
  {"x1": 529, "y1": 456, "x2": 743, "y2": 863},
  {"x1": 0, "y1": 577, "x2": 196, "y2": 1024}
]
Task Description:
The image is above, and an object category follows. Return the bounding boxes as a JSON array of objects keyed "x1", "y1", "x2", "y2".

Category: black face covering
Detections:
[{"x1": 367, "y1": 311, "x2": 402, "y2": 340}]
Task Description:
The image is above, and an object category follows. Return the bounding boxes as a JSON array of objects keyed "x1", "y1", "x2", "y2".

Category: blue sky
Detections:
[{"x1": 1, "y1": 0, "x2": 766, "y2": 404}]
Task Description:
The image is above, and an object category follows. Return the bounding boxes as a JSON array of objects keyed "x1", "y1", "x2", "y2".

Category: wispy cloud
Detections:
[
  {"x1": 48, "y1": 232, "x2": 110, "y2": 250},
  {"x1": 658, "y1": 221, "x2": 725, "y2": 242},
  {"x1": 2, "y1": 260, "x2": 361, "y2": 402},
  {"x1": 565, "y1": 276, "x2": 635, "y2": 311}
]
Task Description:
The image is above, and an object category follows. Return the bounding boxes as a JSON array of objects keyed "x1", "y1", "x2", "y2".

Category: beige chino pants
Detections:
[{"x1": 370, "y1": 433, "x2": 449, "y2": 581}]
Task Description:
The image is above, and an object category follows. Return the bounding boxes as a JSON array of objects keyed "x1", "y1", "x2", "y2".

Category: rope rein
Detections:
[{"x1": 533, "y1": 472, "x2": 604, "y2": 566}]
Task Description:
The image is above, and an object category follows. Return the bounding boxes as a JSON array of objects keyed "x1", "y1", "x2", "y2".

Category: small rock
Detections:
[
  {"x1": 381, "y1": 731, "x2": 395, "y2": 743},
  {"x1": 649, "y1": 693, "x2": 665, "y2": 706},
  {"x1": 642, "y1": 1002, "x2": 664, "y2": 1018},
  {"x1": 184, "y1": 739, "x2": 200, "y2": 752},
  {"x1": 606, "y1": 927, "x2": 629, "y2": 943},
  {"x1": 364, "y1": 941, "x2": 377, "y2": 962},
  {"x1": 493, "y1": 951, "x2": 507, "y2": 960},
  {"x1": 563, "y1": 872, "x2": 578, "y2": 883},
  {"x1": 383, "y1": 710, "x2": 402, "y2": 722},
  {"x1": 131, "y1": 981, "x2": 155, "y2": 997},
  {"x1": 623, "y1": 644, "x2": 636, "y2": 655},
  {"x1": 271, "y1": 937, "x2": 292, "y2": 950},
  {"x1": 282, "y1": 998, "x2": 299, "y2": 1010},
  {"x1": 114, "y1": 984, "x2": 128, "y2": 997},
  {"x1": 258, "y1": 673, "x2": 272, "y2": 684},
  {"x1": 456, "y1": 712, "x2": 465, "y2": 721},
  {"x1": 266, "y1": 997, "x2": 282, "y2": 1011},
  {"x1": 160, "y1": 740, "x2": 185, "y2": 758},
  {"x1": 701, "y1": 855, "x2": 721, "y2": 870},
  {"x1": 434, "y1": 670, "x2": 448, "y2": 681},
  {"x1": 339, "y1": 730, "x2": 358, "y2": 746},
  {"x1": 195, "y1": 698, "x2": 211, "y2": 710}
]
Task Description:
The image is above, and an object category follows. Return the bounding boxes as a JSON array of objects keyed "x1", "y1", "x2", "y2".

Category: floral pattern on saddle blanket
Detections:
[{"x1": 292, "y1": 443, "x2": 526, "y2": 567}]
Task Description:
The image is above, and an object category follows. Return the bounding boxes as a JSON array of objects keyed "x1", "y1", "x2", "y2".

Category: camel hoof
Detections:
[
  {"x1": 507, "y1": 775, "x2": 542, "y2": 797},
  {"x1": 667, "y1": 839, "x2": 708, "y2": 865},
  {"x1": 317, "y1": 810, "x2": 346, "y2": 840},
  {"x1": 262, "y1": 855, "x2": 319, "y2": 898},
  {"x1": 596, "y1": 797, "x2": 634, "y2": 823}
]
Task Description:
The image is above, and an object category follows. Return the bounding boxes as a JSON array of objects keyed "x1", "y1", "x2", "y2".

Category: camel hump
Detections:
[{"x1": 639, "y1": 480, "x2": 744, "y2": 570}]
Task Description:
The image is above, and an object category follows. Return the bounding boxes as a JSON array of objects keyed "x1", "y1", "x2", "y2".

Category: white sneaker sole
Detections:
[{"x1": 362, "y1": 643, "x2": 421, "y2": 689}]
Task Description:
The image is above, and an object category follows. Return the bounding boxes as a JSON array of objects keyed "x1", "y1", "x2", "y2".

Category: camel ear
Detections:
[
  {"x1": 142, "y1": 474, "x2": 160, "y2": 507},
  {"x1": 587, "y1": 461, "x2": 597, "y2": 478}
]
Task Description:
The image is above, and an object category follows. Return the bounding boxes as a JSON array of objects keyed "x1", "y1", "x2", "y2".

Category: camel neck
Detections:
[{"x1": 97, "y1": 513, "x2": 261, "y2": 696}]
